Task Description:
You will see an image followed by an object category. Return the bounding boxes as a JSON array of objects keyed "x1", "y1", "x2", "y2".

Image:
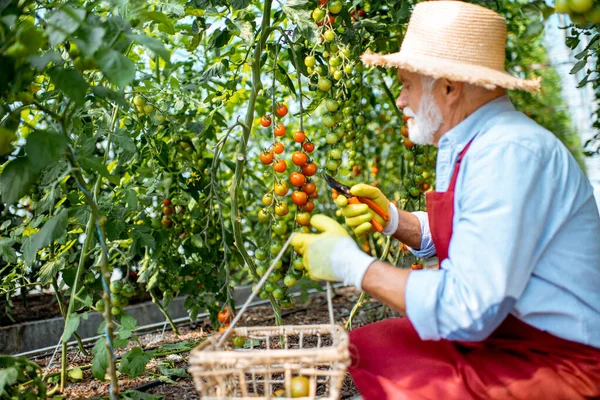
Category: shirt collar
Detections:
[{"x1": 438, "y1": 95, "x2": 515, "y2": 150}]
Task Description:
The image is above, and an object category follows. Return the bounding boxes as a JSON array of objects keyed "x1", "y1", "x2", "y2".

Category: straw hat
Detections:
[{"x1": 361, "y1": 0, "x2": 541, "y2": 92}]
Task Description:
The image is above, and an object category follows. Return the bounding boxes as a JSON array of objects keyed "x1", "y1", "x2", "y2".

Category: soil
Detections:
[{"x1": 31, "y1": 286, "x2": 403, "y2": 399}]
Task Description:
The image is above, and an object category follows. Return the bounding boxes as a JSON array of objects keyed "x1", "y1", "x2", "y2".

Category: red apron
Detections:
[{"x1": 348, "y1": 143, "x2": 600, "y2": 400}]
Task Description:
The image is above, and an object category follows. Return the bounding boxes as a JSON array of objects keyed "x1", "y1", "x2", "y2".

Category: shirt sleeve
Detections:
[
  {"x1": 405, "y1": 142, "x2": 548, "y2": 341},
  {"x1": 408, "y1": 211, "x2": 437, "y2": 258}
]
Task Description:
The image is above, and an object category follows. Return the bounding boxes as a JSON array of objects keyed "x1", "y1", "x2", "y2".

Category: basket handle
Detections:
[{"x1": 217, "y1": 234, "x2": 336, "y2": 347}]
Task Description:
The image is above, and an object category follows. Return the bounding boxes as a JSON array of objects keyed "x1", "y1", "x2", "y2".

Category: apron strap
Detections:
[{"x1": 447, "y1": 140, "x2": 475, "y2": 192}]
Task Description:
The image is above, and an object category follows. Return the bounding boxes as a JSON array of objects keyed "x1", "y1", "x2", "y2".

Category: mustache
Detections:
[{"x1": 403, "y1": 107, "x2": 416, "y2": 118}]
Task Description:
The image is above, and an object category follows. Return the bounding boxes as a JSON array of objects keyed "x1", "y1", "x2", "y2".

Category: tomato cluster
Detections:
[
  {"x1": 554, "y1": 0, "x2": 600, "y2": 24},
  {"x1": 95, "y1": 280, "x2": 137, "y2": 316},
  {"x1": 399, "y1": 120, "x2": 437, "y2": 201},
  {"x1": 217, "y1": 306, "x2": 233, "y2": 332},
  {"x1": 156, "y1": 198, "x2": 187, "y2": 235}
]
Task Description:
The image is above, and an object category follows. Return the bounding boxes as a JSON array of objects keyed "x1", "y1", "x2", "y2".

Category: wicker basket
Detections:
[
  {"x1": 188, "y1": 236, "x2": 351, "y2": 399},
  {"x1": 189, "y1": 323, "x2": 350, "y2": 399}
]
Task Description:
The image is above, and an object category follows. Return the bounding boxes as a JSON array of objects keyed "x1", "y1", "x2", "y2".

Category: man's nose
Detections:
[{"x1": 396, "y1": 90, "x2": 408, "y2": 109}]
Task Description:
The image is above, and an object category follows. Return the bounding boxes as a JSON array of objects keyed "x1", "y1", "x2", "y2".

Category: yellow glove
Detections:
[
  {"x1": 339, "y1": 184, "x2": 398, "y2": 236},
  {"x1": 291, "y1": 214, "x2": 376, "y2": 289}
]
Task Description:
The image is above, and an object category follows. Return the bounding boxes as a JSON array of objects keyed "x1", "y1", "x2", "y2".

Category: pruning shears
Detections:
[{"x1": 322, "y1": 173, "x2": 390, "y2": 233}]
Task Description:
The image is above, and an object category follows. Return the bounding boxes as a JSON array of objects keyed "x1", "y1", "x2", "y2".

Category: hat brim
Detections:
[{"x1": 361, "y1": 51, "x2": 540, "y2": 93}]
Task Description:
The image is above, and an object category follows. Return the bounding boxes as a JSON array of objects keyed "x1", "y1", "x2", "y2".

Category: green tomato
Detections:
[
  {"x1": 270, "y1": 242, "x2": 283, "y2": 255},
  {"x1": 273, "y1": 287, "x2": 286, "y2": 300},
  {"x1": 293, "y1": 258, "x2": 305, "y2": 270},
  {"x1": 326, "y1": 133, "x2": 339, "y2": 145},
  {"x1": 323, "y1": 29, "x2": 335, "y2": 41},
  {"x1": 264, "y1": 282, "x2": 275, "y2": 293},
  {"x1": 304, "y1": 55, "x2": 316, "y2": 67},
  {"x1": 110, "y1": 281, "x2": 122, "y2": 294},
  {"x1": 586, "y1": 4, "x2": 600, "y2": 21},
  {"x1": 259, "y1": 290, "x2": 269, "y2": 299},
  {"x1": 312, "y1": 7, "x2": 326, "y2": 22},
  {"x1": 323, "y1": 114, "x2": 337, "y2": 128},
  {"x1": 325, "y1": 99, "x2": 339, "y2": 112},
  {"x1": 344, "y1": 64, "x2": 353, "y2": 74},
  {"x1": 335, "y1": 195, "x2": 348, "y2": 208},
  {"x1": 328, "y1": 0, "x2": 343, "y2": 14},
  {"x1": 329, "y1": 56, "x2": 341, "y2": 67},
  {"x1": 409, "y1": 186, "x2": 421, "y2": 197},
  {"x1": 355, "y1": 115, "x2": 365, "y2": 125},
  {"x1": 343, "y1": 106, "x2": 353, "y2": 116},
  {"x1": 122, "y1": 284, "x2": 135, "y2": 298},
  {"x1": 330, "y1": 148, "x2": 343, "y2": 160},
  {"x1": 255, "y1": 248, "x2": 268, "y2": 261},
  {"x1": 273, "y1": 259, "x2": 283, "y2": 270},
  {"x1": 416, "y1": 154, "x2": 428, "y2": 165},
  {"x1": 327, "y1": 159, "x2": 339, "y2": 172},
  {"x1": 96, "y1": 299, "x2": 105, "y2": 313},
  {"x1": 333, "y1": 70, "x2": 343, "y2": 80},
  {"x1": 314, "y1": 65, "x2": 324, "y2": 75},
  {"x1": 111, "y1": 306, "x2": 121, "y2": 316},
  {"x1": 280, "y1": 298, "x2": 294, "y2": 308},
  {"x1": 318, "y1": 77, "x2": 333, "y2": 92},
  {"x1": 568, "y1": 0, "x2": 593, "y2": 13},
  {"x1": 258, "y1": 209, "x2": 270, "y2": 223},
  {"x1": 291, "y1": 267, "x2": 304, "y2": 278},
  {"x1": 340, "y1": 47, "x2": 351, "y2": 58},
  {"x1": 402, "y1": 177, "x2": 413, "y2": 187},
  {"x1": 233, "y1": 336, "x2": 246, "y2": 347},
  {"x1": 268, "y1": 271, "x2": 282, "y2": 283},
  {"x1": 257, "y1": 264, "x2": 268, "y2": 277},
  {"x1": 272, "y1": 221, "x2": 287, "y2": 235},
  {"x1": 404, "y1": 151, "x2": 415, "y2": 162},
  {"x1": 554, "y1": 0, "x2": 570, "y2": 12},
  {"x1": 414, "y1": 175, "x2": 425, "y2": 184},
  {"x1": 284, "y1": 275, "x2": 297, "y2": 287}
]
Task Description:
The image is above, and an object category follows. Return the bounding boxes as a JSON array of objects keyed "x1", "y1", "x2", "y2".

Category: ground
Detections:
[{"x1": 30, "y1": 286, "x2": 402, "y2": 399}]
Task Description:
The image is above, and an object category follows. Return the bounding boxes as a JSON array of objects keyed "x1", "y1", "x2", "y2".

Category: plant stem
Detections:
[
  {"x1": 150, "y1": 290, "x2": 180, "y2": 335},
  {"x1": 228, "y1": 0, "x2": 282, "y2": 326},
  {"x1": 52, "y1": 277, "x2": 88, "y2": 356}
]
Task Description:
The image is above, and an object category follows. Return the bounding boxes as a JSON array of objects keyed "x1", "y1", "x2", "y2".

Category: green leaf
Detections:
[
  {"x1": 117, "y1": 314, "x2": 138, "y2": 340},
  {"x1": 276, "y1": 64, "x2": 296, "y2": 99},
  {"x1": 0, "y1": 157, "x2": 38, "y2": 205},
  {"x1": 48, "y1": 67, "x2": 89, "y2": 105},
  {"x1": 28, "y1": 50, "x2": 64, "y2": 69},
  {"x1": 114, "y1": 133, "x2": 137, "y2": 161},
  {"x1": 91, "y1": 86, "x2": 129, "y2": 108},
  {"x1": 25, "y1": 130, "x2": 68, "y2": 172},
  {"x1": 68, "y1": 366, "x2": 84, "y2": 381},
  {"x1": 79, "y1": 155, "x2": 120, "y2": 184},
  {"x1": 91, "y1": 338, "x2": 108, "y2": 380},
  {"x1": 521, "y1": 21, "x2": 544, "y2": 38},
  {"x1": 0, "y1": 238, "x2": 17, "y2": 264},
  {"x1": 74, "y1": 26, "x2": 106, "y2": 58},
  {"x1": 158, "y1": 367, "x2": 189, "y2": 378},
  {"x1": 46, "y1": 6, "x2": 86, "y2": 47},
  {"x1": 96, "y1": 49, "x2": 136, "y2": 88},
  {"x1": 208, "y1": 28, "x2": 231, "y2": 49},
  {"x1": 133, "y1": 225, "x2": 156, "y2": 251},
  {"x1": 39, "y1": 259, "x2": 65, "y2": 285},
  {"x1": 28, "y1": 209, "x2": 68, "y2": 264},
  {"x1": 124, "y1": 188, "x2": 138, "y2": 209},
  {"x1": 570, "y1": 59, "x2": 587, "y2": 75},
  {"x1": 0, "y1": 365, "x2": 19, "y2": 395},
  {"x1": 119, "y1": 347, "x2": 153, "y2": 378},
  {"x1": 62, "y1": 314, "x2": 80, "y2": 342},
  {"x1": 230, "y1": 0, "x2": 251, "y2": 9},
  {"x1": 141, "y1": 11, "x2": 174, "y2": 33},
  {"x1": 281, "y1": 0, "x2": 314, "y2": 41},
  {"x1": 127, "y1": 34, "x2": 170, "y2": 62}
]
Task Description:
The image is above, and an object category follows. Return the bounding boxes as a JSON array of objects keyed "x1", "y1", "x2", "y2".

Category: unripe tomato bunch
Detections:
[
  {"x1": 132, "y1": 95, "x2": 166, "y2": 124},
  {"x1": 554, "y1": 0, "x2": 600, "y2": 24},
  {"x1": 256, "y1": 100, "x2": 318, "y2": 306},
  {"x1": 399, "y1": 116, "x2": 437, "y2": 202},
  {"x1": 306, "y1": 1, "x2": 366, "y2": 177},
  {"x1": 95, "y1": 280, "x2": 137, "y2": 316}
]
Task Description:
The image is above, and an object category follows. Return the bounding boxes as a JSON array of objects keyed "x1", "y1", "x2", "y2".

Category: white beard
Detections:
[{"x1": 404, "y1": 87, "x2": 444, "y2": 145}]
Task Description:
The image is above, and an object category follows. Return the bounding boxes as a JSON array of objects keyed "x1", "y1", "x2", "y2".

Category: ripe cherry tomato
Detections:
[
  {"x1": 302, "y1": 181, "x2": 316, "y2": 195},
  {"x1": 404, "y1": 138, "x2": 415, "y2": 149},
  {"x1": 357, "y1": 9, "x2": 366, "y2": 17},
  {"x1": 300, "y1": 200, "x2": 315, "y2": 213},
  {"x1": 260, "y1": 115, "x2": 272, "y2": 127},
  {"x1": 218, "y1": 323, "x2": 230, "y2": 333},
  {"x1": 161, "y1": 218, "x2": 172, "y2": 227},
  {"x1": 401, "y1": 125, "x2": 409, "y2": 138},
  {"x1": 274, "y1": 159, "x2": 287, "y2": 173},
  {"x1": 276, "y1": 103, "x2": 288, "y2": 117},
  {"x1": 163, "y1": 199, "x2": 171, "y2": 206},
  {"x1": 218, "y1": 306, "x2": 232, "y2": 323},
  {"x1": 294, "y1": 131, "x2": 306, "y2": 143},
  {"x1": 411, "y1": 263, "x2": 423, "y2": 270},
  {"x1": 274, "y1": 182, "x2": 289, "y2": 196},
  {"x1": 292, "y1": 151, "x2": 308, "y2": 167},
  {"x1": 402, "y1": 114, "x2": 410, "y2": 123},
  {"x1": 291, "y1": 191, "x2": 308, "y2": 206},
  {"x1": 303, "y1": 142, "x2": 314, "y2": 153},
  {"x1": 163, "y1": 206, "x2": 173, "y2": 215},
  {"x1": 273, "y1": 142, "x2": 284, "y2": 154},
  {"x1": 296, "y1": 211, "x2": 311, "y2": 226},
  {"x1": 302, "y1": 163, "x2": 317, "y2": 177},
  {"x1": 274, "y1": 124, "x2": 286, "y2": 137},
  {"x1": 275, "y1": 202, "x2": 289, "y2": 216},
  {"x1": 260, "y1": 150, "x2": 274, "y2": 165},
  {"x1": 289, "y1": 172, "x2": 306, "y2": 187}
]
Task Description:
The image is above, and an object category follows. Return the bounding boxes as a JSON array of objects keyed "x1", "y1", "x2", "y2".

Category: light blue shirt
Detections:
[{"x1": 406, "y1": 95, "x2": 600, "y2": 348}]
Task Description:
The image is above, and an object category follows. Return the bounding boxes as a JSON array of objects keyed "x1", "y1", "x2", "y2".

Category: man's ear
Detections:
[{"x1": 439, "y1": 79, "x2": 463, "y2": 107}]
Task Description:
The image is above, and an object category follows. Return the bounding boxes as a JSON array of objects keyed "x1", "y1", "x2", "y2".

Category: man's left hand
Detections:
[{"x1": 291, "y1": 214, "x2": 376, "y2": 290}]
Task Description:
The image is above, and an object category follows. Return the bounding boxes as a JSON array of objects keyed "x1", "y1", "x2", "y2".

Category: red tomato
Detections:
[
  {"x1": 301, "y1": 163, "x2": 317, "y2": 177},
  {"x1": 302, "y1": 181, "x2": 316, "y2": 195},
  {"x1": 218, "y1": 307, "x2": 232, "y2": 323},
  {"x1": 276, "y1": 104, "x2": 288, "y2": 117},
  {"x1": 301, "y1": 200, "x2": 315, "y2": 213},
  {"x1": 260, "y1": 115, "x2": 272, "y2": 127},
  {"x1": 274, "y1": 124, "x2": 286, "y2": 137},
  {"x1": 290, "y1": 172, "x2": 306, "y2": 187},
  {"x1": 404, "y1": 138, "x2": 415, "y2": 149},
  {"x1": 401, "y1": 125, "x2": 409, "y2": 138},
  {"x1": 260, "y1": 150, "x2": 274, "y2": 165},
  {"x1": 273, "y1": 142, "x2": 284, "y2": 154},
  {"x1": 163, "y1": 199, "x2": 171, "y2": 206},
  {"x1": 274, "y1": 159, "x2": 287, "y2": 173},
  {"x1": 292, "y1": 151, "x2": 308, "y2": 167},
  {"x1": 291, "y1": 191, "x2": 308, "y2": 206},
  {"x1": 303, "y1": 142, "x2": 314, "y2": 153},
  {"x1": 294, "y1": 131, "x2": 306, "y2": 143}
]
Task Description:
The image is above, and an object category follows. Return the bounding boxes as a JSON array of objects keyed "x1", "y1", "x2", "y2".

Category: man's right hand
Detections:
[{"x1": 338, "y1": 184, "x2": 398, "y2": 236}]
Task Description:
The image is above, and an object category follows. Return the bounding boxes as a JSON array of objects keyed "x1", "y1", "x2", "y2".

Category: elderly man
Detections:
[{"x1": 291, "y1": 1, "x2": 600, "y2": 399}]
